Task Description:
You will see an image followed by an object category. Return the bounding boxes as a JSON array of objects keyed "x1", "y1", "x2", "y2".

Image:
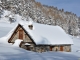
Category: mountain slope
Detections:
[
  {"x1": 0, "y1": 9, "x2": 80, "y2": 60},
  {"x1": 0, "y1": 0, "x2": 79, "y2": 36}
]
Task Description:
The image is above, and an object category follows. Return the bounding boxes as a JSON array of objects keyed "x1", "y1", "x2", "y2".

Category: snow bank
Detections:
[
  {"x1": 0, "y1": 35, "x2": 79, "y2": 60},
  {"x1": 0, "y1": 38, "x2": 79, "y2": 60},
  {"x1": 25, "y1": 43, "x2": 31, "y2": 45},
  {"x1": 12, "y1": 39, "x2": 23, "y2": 47},
  {"x1": 0, "y1": 42, "x2": 79, "y2": 60},
  {"x1": 72, "y1": 37, "x2": 80, "y2": 52},
  {"x1": 0, "y1": 36, "x2": 9, "y2": 44}
]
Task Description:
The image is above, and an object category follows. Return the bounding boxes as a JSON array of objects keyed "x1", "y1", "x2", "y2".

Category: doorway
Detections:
[
  {"x1": 19, "y1": 30, "x2": 23, "y2": 40},
  {"x1": 60, "y1": 46, "x2": 63, "y2": 51},
  {"x1": 50, "y1": 46, "x2": 53, "y2": 51}
]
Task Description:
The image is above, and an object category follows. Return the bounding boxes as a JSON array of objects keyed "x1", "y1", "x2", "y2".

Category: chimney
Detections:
[
  {"x1": 28, "y1": 24, "x2": 33, "y2": 30},
  {"x1": 28, "y1": 17, "x2": 33, "y2": 30}
]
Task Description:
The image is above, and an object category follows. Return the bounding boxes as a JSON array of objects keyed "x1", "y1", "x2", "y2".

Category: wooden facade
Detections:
[{"x1": 8, "y1": 24, "x2": 71, "y2": 52}]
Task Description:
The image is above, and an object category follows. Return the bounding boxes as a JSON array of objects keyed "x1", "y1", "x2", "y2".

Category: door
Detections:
[
  {"x1": 26, "y1": 46, "x2": 30, "y2": 50},
  {"x1": 50, "y1": 46, "x2": 53, "y2": 51},
  {"x1": 60, "y1": 46, "x2": 63, "y2": 51},
  {"x1": 19, "y1": 30, "x2": 23, "y2": 40}
]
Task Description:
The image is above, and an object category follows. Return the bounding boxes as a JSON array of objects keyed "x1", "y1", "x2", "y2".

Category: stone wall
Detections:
[{"x1": 20, "y1": 44, "x2": 71, "y2": 52}]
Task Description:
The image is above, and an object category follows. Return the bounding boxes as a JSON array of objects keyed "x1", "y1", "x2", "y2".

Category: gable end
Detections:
[{"x1": 8, "y1": 24, "x2": 36, "y2": 45}]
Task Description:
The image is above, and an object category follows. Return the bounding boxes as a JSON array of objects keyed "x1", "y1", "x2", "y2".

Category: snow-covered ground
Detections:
[
  {"x1": 0, "y1": 10, "x2": 80, "y2": 60},
  {"x1": 0, "y1": 42, "x2": 79, "y2": 60}
]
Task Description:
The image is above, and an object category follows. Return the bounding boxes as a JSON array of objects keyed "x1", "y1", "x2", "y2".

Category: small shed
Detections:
[{"x1": 8, "y1": 21, "x2": 73, "y2": 52}]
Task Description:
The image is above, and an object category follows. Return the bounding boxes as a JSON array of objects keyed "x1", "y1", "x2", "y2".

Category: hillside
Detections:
[
  {"x1": 0, "y1": 7, "x2": 80, "y2": 60},
  {"x1": 0, "y1": 0, "x2": 79, "y2": 36}
]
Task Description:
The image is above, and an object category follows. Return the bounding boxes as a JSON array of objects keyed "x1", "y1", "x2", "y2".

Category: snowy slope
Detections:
[
  {"x1": 0, "y1": 35, "x2": 80, "y2": 60},
  {"x1": 0, "y1": 42, "x2": 79, "y2": 60},
  {"x1": 0, "y1": 10, "x2": 80, "y2": 60},
  {"x1": 72, "y1": 37, "x2": 80, "y2": 52},
  {"x1": 0, "y1": 10, "x2": 22, "y2": 37},
  {"x1": 0, "y1": 22, "x2": 16, "y2": 37}
]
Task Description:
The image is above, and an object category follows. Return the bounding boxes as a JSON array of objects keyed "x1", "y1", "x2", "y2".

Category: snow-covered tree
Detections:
[{"x1": 0, "y1": 0, "x2": 79, "y2": 36}]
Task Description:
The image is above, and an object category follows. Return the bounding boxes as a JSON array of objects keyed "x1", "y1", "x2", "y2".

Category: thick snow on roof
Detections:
[
  {"x1": 19, "y1": 21, "x2": 73, "y2": 45},
  {"x1": 25, "y1": 43, "x2": 31, "y2": 45}
]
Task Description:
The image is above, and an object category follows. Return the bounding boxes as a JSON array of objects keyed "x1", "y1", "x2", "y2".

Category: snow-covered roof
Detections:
[
  {"x1": 25, "y1": 43, "x2": 31, "y2": 45},
  {"x1": 7, "y1": 20, "x2": 73, "y2": 45},
  {"x1": 18, "y1": 21, "x2": 73, "y2": 45}
]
